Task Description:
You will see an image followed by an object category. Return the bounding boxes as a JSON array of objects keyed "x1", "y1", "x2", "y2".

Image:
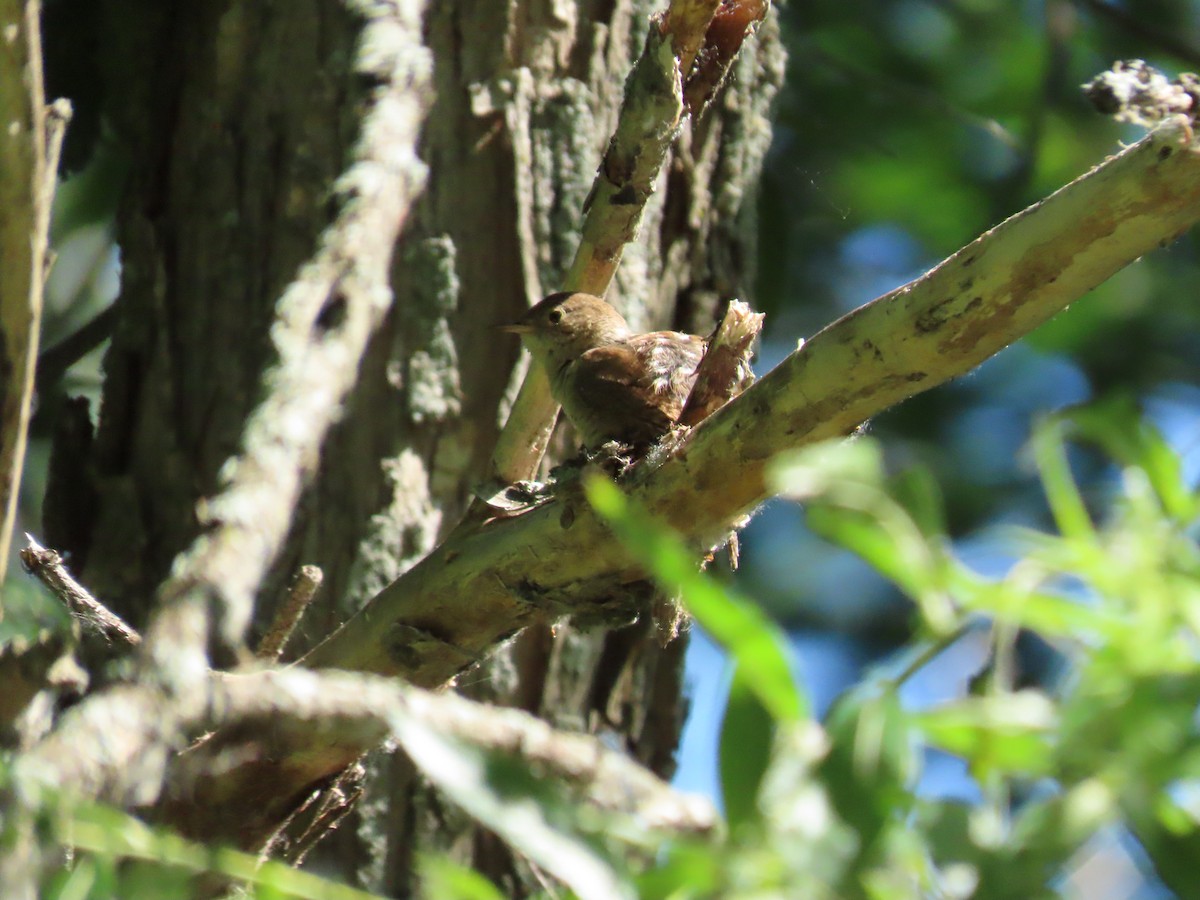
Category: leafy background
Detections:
[{"x1": 672, "y1": 2, "x2": 1200, "y2": 897}]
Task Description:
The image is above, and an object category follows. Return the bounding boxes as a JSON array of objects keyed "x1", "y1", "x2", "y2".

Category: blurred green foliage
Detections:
[
  {"x1": 22, "y1": 789, "x2": 386, "y2": 900},
  {"x1": 38, "y1": 408, "x2": 1200, "y2": 896},
  {"x1": 592, "y1": 413, "x2": 1200, "y2": 897}
]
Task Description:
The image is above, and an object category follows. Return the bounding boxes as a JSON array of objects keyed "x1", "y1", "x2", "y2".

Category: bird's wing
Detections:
[
  {"x1": 628, "y1": 332, "x2": 706, "y2": 401},
  {"x1": 569, "y1": 335, "x2": 706, "y2": 441}
]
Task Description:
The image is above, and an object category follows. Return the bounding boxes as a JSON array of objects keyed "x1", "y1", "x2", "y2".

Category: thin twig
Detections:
[
  {"x1": 35, "y1": 305, "x2": 117, "y2": 395},
  {"x1": 19, "y1": 535, "x2": 141, "y2": 646},
  {"x1": 256, "y1": 566, "x2": 323, "y2": 661},
  {"x1": 40, "y1": 99, "x2": 71, "y2": 209},
  {"x1": 0, "y1": 1, "x2": 71, "y2": 588},
  {"x1": 278, "y1": 764, "x2": 365, "y2": 867}
]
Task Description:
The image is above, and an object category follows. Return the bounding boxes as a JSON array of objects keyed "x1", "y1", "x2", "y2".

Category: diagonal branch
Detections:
[
  {"x1": 139, "y1": 115, "x2": 1200, "y2": 853},
  {"x1": 315, "y1": 117, "x2": 1200, "y2": 683},
  {"x1": 20, "y1": 535, "x2": 141, "y2": 647}
]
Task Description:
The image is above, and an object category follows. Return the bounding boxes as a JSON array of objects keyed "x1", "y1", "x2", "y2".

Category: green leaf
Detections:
[
  {"x1": 919, "y1": 802, "x2": 976, "y2": 867},
  {"x1": 719, "y1": 666, "x2": 775, "y2": 831},
  {"x1": 1059, "y1": 396, "x2": 1197, "y2": 522},
  {"x1": 888, "y1": 466, "x2": 947, "y2": 539},
  {"x1": 43, "y1": 860, "x2": 97, "y2": 900},
  {"x1": 913, "y1": 691, "x2": 1056, "y2": 776},
  {"x1": 804, "y1": 504, "x2": 935, "y2": 600},
  {"x1": 387, "y1": 700, "x2": 634, "y2": 900},
  {"x1": 1029, "y1": 418, "x2": 1095, "y2": 544},
  {"x1": 586, "y1": 476, "x2": 805, "y2": 723},
  {"x1": 1010, "y1": 782, "x2": 1114, "y2": 856},
  {"x1": 64, "y1": 802, "x2": 384, "y2": 900},
  {"x1": 963, "y1": 575, "x2": 1120, "y2": 641},
  {"x1": 635, "y1": 840, "x2": 723, "y2": 899},
  {"x1": 772, "y1": 441, "x2": 955, "y2": 632},
  {"x1": 771, "y1": 439, "x2": 889, "y2": 498},
  {"x1": 818, "y1": 690, "x2": 919, "y2": 864},
  {"x1": 419, "y1": 855, "x2": 507, "y2": 900}
]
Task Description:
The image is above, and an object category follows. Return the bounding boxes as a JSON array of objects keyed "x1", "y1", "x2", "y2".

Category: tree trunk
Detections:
[{"x1": 52, "y1": 0, "x2": 782, "y2": 892}]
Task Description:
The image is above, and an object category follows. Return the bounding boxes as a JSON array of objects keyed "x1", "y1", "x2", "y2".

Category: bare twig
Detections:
[
  {"x1": 40, "y1": 100, "x2": 70, "y2": 204},
  {"x1": 0, "y1": 0, "x2": 71, "y2": 589},
  {"x1": 278, "y1": 764, "x2": 365, "y2": 867},
  {"x1": 256, "y1": 565, "x2": 323, "y2": 661},
  {"x1": 258, "y1": 761, "x2": 365, "y2": 868},
  {"x1": 566, "y1": 0, "x2": 724, "y2": 295},
  {"x1": 19, "y1": 535, "x2": 141, "y2": 647},
  {"x1": 34, "y1": 305, "x2": 117, "y2": 395}
]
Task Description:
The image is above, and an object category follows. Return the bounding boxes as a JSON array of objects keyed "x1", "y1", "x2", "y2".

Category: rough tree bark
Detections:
[{"x1": 43, "y1": 0, "x2": 782, "y2": 892}]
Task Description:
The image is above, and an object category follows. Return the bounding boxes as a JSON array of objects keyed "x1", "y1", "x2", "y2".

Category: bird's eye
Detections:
[{"x1": 547, "y1": 308, "x2": 564, "y2": 325}]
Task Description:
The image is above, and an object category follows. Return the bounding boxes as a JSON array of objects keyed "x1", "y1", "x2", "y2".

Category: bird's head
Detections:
[{"x1": 503, "y1": 292, "x2": 632, "y2": 371}]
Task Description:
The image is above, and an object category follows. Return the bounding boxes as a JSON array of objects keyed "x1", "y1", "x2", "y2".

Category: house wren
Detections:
[{"x1": 503, "y1": 292, "x2": 707, "y2": 448}]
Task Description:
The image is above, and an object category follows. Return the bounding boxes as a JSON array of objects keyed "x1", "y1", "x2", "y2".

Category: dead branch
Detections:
[
  {"x1": 679, "y1": 299, "x2": 764, "y2": 427},
  {"x1": 20, "y1": 535, "x2": 141, "y2": 646},
  {"x1": 256, "y1": 565, "x2": 323, "y2": 661},
  {"x1": 683, "y1": 0, "x2": 771, "y2": 115},
  {"x1": 195, "y1": 668, "x2": 718, "y2": 837}
]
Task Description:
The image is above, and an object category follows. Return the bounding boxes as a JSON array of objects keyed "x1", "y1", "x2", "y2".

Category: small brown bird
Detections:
[{"x1": 504, "y1": 292, "x2": 707, "y2": 448}]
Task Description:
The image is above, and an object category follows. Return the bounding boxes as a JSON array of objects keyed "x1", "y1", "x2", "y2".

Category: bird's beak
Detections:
[{"x1": 499, "y1": 322, "x2": 534, "y2": 335}]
